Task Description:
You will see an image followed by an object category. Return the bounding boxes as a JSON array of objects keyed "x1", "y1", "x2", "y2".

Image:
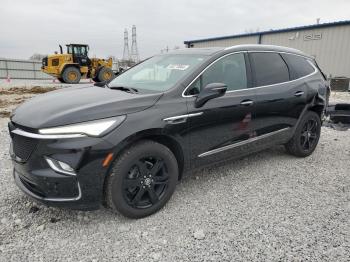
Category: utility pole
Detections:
[
  {"x1": 130, "y1": 25, "x2": 140, "y2": 63},
  {"x1": 122, "y1": 29, "x2": 130, "y2": 61}
]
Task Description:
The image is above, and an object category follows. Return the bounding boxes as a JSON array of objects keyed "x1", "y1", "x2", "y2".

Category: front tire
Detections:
[
  {"x1": 62, "y1": 66, "x2": 81, "y2": 84},
  {"x1": 106, "y1": 140, "x2": 178, "y2": 218},
  {"x1": 285, "y1": 111, "x2": 321, "y2": 157},
  {"x1": 96, "y1": 67, "x2": 114, "y2": 82}
]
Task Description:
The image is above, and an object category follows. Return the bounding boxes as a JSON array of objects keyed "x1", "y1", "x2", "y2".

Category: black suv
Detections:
[{"x1": 9, "y1": 45, "x2": 328, "y2": 218}]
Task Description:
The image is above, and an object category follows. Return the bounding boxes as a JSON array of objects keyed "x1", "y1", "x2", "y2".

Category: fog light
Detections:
[{"x1": 45, "y1": 157, "x2": 76, "y2": 176}]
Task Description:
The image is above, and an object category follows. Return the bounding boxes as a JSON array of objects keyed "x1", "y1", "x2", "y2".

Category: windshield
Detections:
[{"x1": 109, "y1": 54, "x2": 208, "y2": 92}]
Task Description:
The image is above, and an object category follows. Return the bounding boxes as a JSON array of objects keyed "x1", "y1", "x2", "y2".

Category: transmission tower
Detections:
[
  {"x1": 122, "y1": 29, "x2": 130, "y2": 61},
  {"x1": 130, "y1": 25, "x2": 140, "y2": 63}
]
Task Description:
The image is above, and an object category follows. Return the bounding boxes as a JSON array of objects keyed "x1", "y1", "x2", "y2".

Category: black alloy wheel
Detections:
[
  {"x1": 123, "y1": 157, "x2": 169, "y2": 209},
  {"x1": 106, "y1": 140, "x2": 178, "y2": 218},
  {"x1": 300, "y1": 119, "x2": 318, "y2": 151},
  {"x1": 285, "y1": 111, "x2": 321, "y2": 157}
]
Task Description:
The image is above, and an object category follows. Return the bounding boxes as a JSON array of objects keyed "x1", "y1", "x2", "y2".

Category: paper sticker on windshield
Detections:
[{"x1": 167, "y1": 64, "x2": 190, "y2": 70}]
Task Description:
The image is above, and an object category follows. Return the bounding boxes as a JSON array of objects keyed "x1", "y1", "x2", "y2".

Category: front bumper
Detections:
[
  {"x1": 41, "y1": 66, "x2": 60, "y2": 77},
  {"x1": 14, "y1": 169, "x2": 82, "y2": 203},
  {"x1": 9, "y1": 123, "x2": 115, "y2": 210}
]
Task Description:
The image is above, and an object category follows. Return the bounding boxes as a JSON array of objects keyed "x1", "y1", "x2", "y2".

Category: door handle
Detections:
[
  {"x1": 294, "y1": 91, "x2": 304, "y2": 97},
  {"x1": 240, "y1": 100, "x2": 254, "y2": 106}
]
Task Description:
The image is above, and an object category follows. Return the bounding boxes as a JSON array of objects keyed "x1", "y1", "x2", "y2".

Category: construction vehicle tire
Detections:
[
  {"x1": 62, "y1": 66, "x2": 81, "y2": 84},
  {"x1": 97, "y1": 67, "x2": 114, "y2": 82}
]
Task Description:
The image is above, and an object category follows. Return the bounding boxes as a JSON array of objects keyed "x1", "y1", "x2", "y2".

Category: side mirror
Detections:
[{"x1": 195, "y1": 83, "x2": 227, "y2": 108}]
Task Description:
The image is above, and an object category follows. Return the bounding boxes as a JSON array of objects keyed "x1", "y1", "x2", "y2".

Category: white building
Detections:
[{"x1": 184, "y1": 20, "x2": 350, "y2": 78}]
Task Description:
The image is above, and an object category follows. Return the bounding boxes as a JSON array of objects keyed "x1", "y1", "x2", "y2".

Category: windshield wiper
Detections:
[{"x1": 108, "y1": 86, "x2": 139, "y2": 94}]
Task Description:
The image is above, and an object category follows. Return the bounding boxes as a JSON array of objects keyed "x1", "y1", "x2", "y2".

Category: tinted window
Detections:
[
  {"x1": 186, "y1": 53, "x2": 247, "y2": 95},
  {"x1": 281, "y1": 53, "x2": 315, "y2": 80},
  {"x1": 250, "y1": 52, "x2": 289, "y2": 86}
]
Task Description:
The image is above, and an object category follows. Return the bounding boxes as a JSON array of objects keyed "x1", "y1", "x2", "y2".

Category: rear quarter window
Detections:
[
  {"x1": 281, "y1": 53, "x2": 315, "y2": 80},
  {"x1": 250, "y1": 52, "x2": 289, "y2": 86}
]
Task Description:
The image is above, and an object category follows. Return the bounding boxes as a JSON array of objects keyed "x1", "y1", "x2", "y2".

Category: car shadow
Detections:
[{"x1": 7, "y1": 145, "x2": 296, "y2": 226}]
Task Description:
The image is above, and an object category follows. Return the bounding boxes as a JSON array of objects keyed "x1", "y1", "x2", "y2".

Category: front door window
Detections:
[{"x1": 186, "y1": 53, "x2": 247, "y2": 95}]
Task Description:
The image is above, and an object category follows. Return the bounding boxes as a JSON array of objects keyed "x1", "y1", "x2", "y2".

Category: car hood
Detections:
[{"x1": 11, "y1": 86, "x2": 162, "y2": 129}]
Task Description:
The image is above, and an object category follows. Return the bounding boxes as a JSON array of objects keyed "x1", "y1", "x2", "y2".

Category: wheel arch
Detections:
[
  {"x1": 308, "y1": 92, "x2": 327, "y2": 118},
  {"x1": 292, "y1": 93, "x2": 326, "y2": 135},
  {"x1": 61, "y1": 63, "x2": 80, "y2": 74},
  {"x1": 108, "y1": 129, "x2": 185, "y2": 180},
  {"x1": 101, "y1": 129, "x2": 186, "y2": 207}
]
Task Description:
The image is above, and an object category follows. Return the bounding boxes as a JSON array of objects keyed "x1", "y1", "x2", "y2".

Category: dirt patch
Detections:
[
  {"x1": 0, "y1": 86, "x2": 58, "y2": 118},
  {"x1": 0, "y1": 98, "x2": 25, "y2": 108},
  {"x1": 0, "y1": 86, "x2": 57, "y2": 95},
  {"x1": 0, "y1": 111, "x2": 11, "y2": 118},
  {"x1": 0, "y1": 99, "x2": 9, "y2": 108}
]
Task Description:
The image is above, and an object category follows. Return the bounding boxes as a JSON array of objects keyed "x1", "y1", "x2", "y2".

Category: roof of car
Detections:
[
  {"x1": 167, "y1": 44, "x2": 312, "y2": 58},
  {"x1": 165, "y1": 47, "x2": 223, "y2": 55}
]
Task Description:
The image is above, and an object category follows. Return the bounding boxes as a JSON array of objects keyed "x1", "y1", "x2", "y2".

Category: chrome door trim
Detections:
[
  {"x1": 182, "y1": 51, "x2": 318, "y2": 98},
  {"x1": 246, "y1": 50, "x2": 313, "y2": 59},
  {"x1": 182, "y1": 51, "x2": 246, "y2": 98},
  {"x1": 198, "y1": 127, "x2": 290, "y2": 158},
  {"x1": 11, "y1": 129, "x2": 86, "y2": 139},
  {"x1": 163, "y1": 112, "x2": 203, "y2": 124}
]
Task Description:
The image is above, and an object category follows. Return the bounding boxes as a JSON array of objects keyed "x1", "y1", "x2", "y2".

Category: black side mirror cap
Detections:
[{"x1": 195, "y1": 83, "x2": 227, "y2": 108}]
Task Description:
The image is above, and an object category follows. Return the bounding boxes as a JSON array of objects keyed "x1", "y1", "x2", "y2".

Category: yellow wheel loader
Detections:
[{"x1": 41, "y1": 44, "x2": 115, "y2": 84}]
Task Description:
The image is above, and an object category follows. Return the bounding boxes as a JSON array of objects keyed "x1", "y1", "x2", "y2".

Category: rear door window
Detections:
[
  {"x1": 281, "y1": 53, "x2": 315, "y2": 80},
  {"x1": 250, "y1": 52, "x2": 289, "y2": 86}
]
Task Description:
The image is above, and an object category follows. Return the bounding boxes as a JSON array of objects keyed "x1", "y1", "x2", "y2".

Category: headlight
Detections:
[{"x1": 39, "y1": 116, "x2": 126, "y2": 137}]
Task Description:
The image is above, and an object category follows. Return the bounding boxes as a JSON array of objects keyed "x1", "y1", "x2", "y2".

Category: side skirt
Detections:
[{"x1": 198, "y1": 127, "x2": 291, "y2": 158}]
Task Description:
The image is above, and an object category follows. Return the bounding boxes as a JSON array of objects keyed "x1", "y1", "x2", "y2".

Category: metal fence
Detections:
[
  {"x1": 0, "y1": 58, "x2": 120, "y2": 80},
  {"x1": 0, "y1": 58, "x2": 50, "y2": 80}
]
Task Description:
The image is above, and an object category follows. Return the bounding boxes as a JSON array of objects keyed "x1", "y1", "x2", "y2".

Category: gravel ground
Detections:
[
  {"x1": 0, "y1": 89, "x2": 349, "y2": 261},
  {"x1": 1, "y1": 122, "x2": 350, "y2": 261}
]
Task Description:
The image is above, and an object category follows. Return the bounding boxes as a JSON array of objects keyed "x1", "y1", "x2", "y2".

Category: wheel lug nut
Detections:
[{"x1": 141, "y1": 181, "x2": 143, "y2": 184}]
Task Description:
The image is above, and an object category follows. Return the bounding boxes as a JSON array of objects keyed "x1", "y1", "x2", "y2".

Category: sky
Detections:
[{"x1": 0, "y1": 0, "x2": 349, "y2": 60}]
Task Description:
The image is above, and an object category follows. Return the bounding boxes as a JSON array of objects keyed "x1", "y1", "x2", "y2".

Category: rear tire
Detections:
[
  {"x1": 62, "y1": 66, "x2": 81, "y2": 84},
  {"x1": 285, "y1": 111, "x2": 321, "y2": 157},
  {"x1": 96, "y1": 67, "x2": 114, "y2": 82},
  {"x1": 105, "y1": 140, "x2": 178, "y2": 218}
]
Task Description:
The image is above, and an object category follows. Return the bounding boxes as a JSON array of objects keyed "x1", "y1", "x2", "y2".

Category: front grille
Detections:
[
  {"x1": 11, "y1": 134, "x2": 38, "y2": 161},
  {"x1": 42, "y1": 56, "x2": 48, "y2": 67}
]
